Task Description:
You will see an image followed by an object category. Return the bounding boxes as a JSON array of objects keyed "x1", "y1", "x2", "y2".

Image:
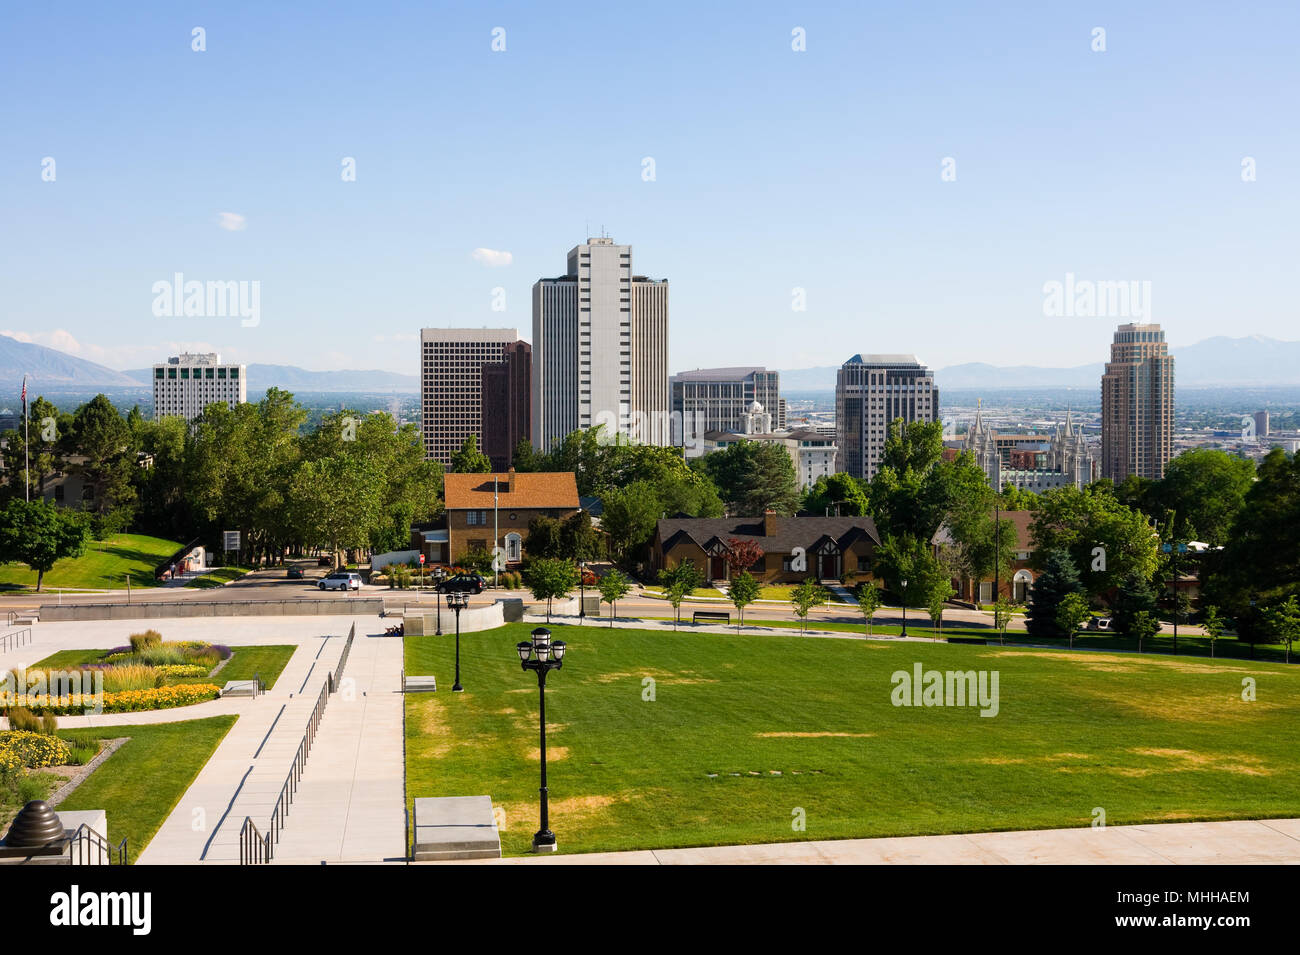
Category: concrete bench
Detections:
[
  {"x1": 412, "y1": 796, "x2": 501, "y2": 861},
  {"x1": 403, "y1": 675, "x2": 437, "y2": 693},
  {"x1": 693, "y1": 610, "x2": 730, "y2": 625},
  {"x1": 221, "y1": 680, "x2": 260, "y2": 697}
]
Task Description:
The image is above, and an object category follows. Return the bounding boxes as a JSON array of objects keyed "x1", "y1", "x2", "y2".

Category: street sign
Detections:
[
  {"x1": 419, "y1": 554, "x2": 425, "y2": 564},
  {"x1": 223, "y1": 530, "x2": 240, "y2": 551}
]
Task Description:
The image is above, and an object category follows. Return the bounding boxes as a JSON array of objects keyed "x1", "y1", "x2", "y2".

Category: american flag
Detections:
[{"x1": 21, "y1": 375, "x2": 26, "y2": 410}]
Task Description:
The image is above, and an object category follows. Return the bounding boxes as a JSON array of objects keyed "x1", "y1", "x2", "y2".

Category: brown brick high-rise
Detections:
[{"x1": 1101, "y1": 323, "x2": 1174, "y2": 481}]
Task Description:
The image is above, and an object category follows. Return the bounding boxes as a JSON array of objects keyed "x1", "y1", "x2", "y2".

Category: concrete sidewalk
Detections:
[{"x1": 448, "y1": 817, "x2": 1300, "y2": 865}]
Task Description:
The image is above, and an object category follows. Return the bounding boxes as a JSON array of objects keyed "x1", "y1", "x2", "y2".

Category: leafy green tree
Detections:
[
  {"x1": 695, "y1": 440, "x2": 799, "y2": 515},
  {"x1": 524, "y1": 557, "x2": 580, "y2": 624},
  {"x1": 1262, "y1": 595, "x2": 1300, "y2": 664},
  {"x1": 790, "y1": 578, "x2": 829, "y2": 633},
  {"x1": 927, "y1": 579, "x2": 955, "y2": 639},
  {"x1": 802, "y1": 473, "x2": 870, "y2": 516},
  {"x1": 0, "y1": 498, "x2": 91, "y2": 591},
  {"x1": 69, "y1": 394, "x2": 138, "y2": 528},
  {"x1": 729, "y1": 570, "x2": 760, "y2": 631},
  {"x1": 1149, "y1": 450, "x2": 1254, "y2": 545},
  {"x1": 992, "y1": 595, "x2": 1015, "y2": 645},
  {"x1": 872, "y1": 533, "x2": 944, "y2": 610},
  {"x1": 448, "y1": 435, "x2": 492, "y2": 474},
  {"x1": 666, "y1": 580, "x2": 691, "y2": 629},
  {"x1": 1056, "y1": 592, "x2": 1091, "y2": 649},
  {"x1": 658, "y1": 560, "x2": 703, "y2": 594},
  {"x1": 597, "y1": 568, "x2": 632, "y2": 626},
  {"x1": 525, "y1": 515, "x2": 564, "y2": 559},
  {"x1": 1112, "y1": 570, "x2": 1158, "y2": 640},
  {"x1": 1130, "y1": 609, "x2": 1159, "y2": 653},
  {"x1": 1030, "y1": 485, "x2": 1160, "y2": 597},
  {"x1": 600, "y1": 481, "x2": 662, "y2": 564},
  {"x1": 998, "y1": 483, "x2": 1036, "y2": 511},
  {"x1": 289, "y1": 454, "x2": 383, "y2": 567},
  {"x1": 855, "y1": 581, "x2": 883, "y2": 637},
  {"x1": 870, "y1": 419, "x2": 989, "y2": 543},
  {"x1": 560, "y1": 509, "x2": 603, "y2": 561},
  {"x1": 1025, "y1": 548, "x2": 1084, "y2": 637},
  {"x1": 1201, "y1": 604, "x2": 1225, "y2": 658}
]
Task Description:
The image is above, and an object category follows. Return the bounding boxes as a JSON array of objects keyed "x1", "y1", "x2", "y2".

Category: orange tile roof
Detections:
[{"x1": 444, "y1": 471, "x2": 580, "y2": 510}]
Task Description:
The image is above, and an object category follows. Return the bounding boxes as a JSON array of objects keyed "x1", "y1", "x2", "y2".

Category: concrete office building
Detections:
[
  {"x1": 480, "y1": 340, "x2": 531, "y2": 471},
  {"x1": 835, "y1": 354, "x2": 938, "y2": 480},
  {"x1": 420, "y1": 328, "x2": 519, "y2": 465},
  {"x1": 532, "y1": 237, "x2": 669, "y2": 450},
  {"x1": 1100, "y1": 323, "x2": 1175, "y2": 481},
  {"x1": 671, "y1": 366, "x2": 785, "y2": 447},
  {"x1": 152, "y1": 353, "x2": 245, "y2": 422}
]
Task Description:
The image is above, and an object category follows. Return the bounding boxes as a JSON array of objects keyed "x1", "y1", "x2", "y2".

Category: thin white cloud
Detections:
[
  {"x1": 471, "y1": 247, "x2": 512, "y2": 267},
  {"x1": 2, "y1": 329, "x2": 227, "y2": 370},
  {"x1": 217, "y1": 212, "x2": 247, "y2": 231}
]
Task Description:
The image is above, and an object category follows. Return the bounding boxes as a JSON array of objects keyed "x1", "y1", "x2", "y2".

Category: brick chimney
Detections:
[{"x1": 764, "y1": 509, "x2": 779, "y2": 538}]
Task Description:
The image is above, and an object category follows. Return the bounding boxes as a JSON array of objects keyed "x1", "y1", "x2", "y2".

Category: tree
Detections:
[
  {"x1": 69, "y1": 394, "x2": 138, "y2": 529},
  {"x1": 1262, "y1": 595, "x2": 1300, "y2": 664},
  {"x1": 1112, "y1": 570, "x2": 1158, "y2": 641},
  {"x1": 448, "y1": 435, "x2": 492, "y2": 474},
  {"x1": 729, "y1": 570, "x2": 760, "y2": 631},
  {"x1": 1201, "y1": 604, "x2": 1225, "y2": 658},
  {"x1": 1030, "y1": 485, "x2": 1160, "y2": 597},
  {"x1": 1149, "y1": 449, "x2": 1254, "y2": 545},
  {"x1": 992, "y1": 595, "x2": 1015, "y2": 645},
  {"x1": 724, "y1": 538, "x2": 765, "y2": 578},
  {"x1": 560, "y1": 509, "x2": 603, "y2": 561},
  {"x1": 524, "y1": 557, "x2": 580, "y2": 624},
  {"x1": 872, "y1": 533, "x2": 944, "y2": 609},
  {"x1": 790, "y1": 578, "x2": 828, "y2": 634},
  {"x1": 1056, "y1": 592, "x2": 1091, "y2": 650},
  {"x1": 525, "y1": 515, "x2": 565, "y2": 559},
  {"x1": 666, "y1": 580, "x2": 690, "y2": 630},
  {"x1": 289, "y1": 454, "x2": 384, "y2": 567},
  {"x1": 695, "y1": 440, "x2": 800, "y2": 516},
  {"x1": 597, "y1": 568, "x2": 632, "y2": 626},
  {"x1": 0, "y1": 499, "x2": 91, "y2": 592},
  {"x1": 1130, "y1": 609, "x2": 1159, "y2": 653},
  {"x1": 927, "y1": 579, "x2": 955, "y2": 639},
  {"x1": 600, "y1": 481, "x2": 662, "y2": 564},
  {"x1": 855, "y1": 581, "x2": 883, "y2": 637},
  {"x1": 1025, "y1": 548, "x2": 1084, "y2": 637},
  {"x1": 802, "y1": 473, "x2": 869, "y2": 517}
]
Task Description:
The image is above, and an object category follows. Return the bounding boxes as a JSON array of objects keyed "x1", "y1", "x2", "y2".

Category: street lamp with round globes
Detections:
[
  {"x1": 446, "y1": 590, "x2": 469, "y2": 691},
  {"x1": 516, "y1": 626, "x2": 566, "y2": 852},
  {"x1": 900, "y1": 578, "x2": 909, "y2": 638}
]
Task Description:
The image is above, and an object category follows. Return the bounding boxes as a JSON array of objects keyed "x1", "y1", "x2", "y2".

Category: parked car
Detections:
[
  {"x1": 317, "y1": 555, "x2": 333, "y2": 567},
  {"x1": 440, "y1": 572, "x2": 486, "y2": 595},
  {"x1": 319, "y1": 571, "x2": 362, "y2": 591},
  {"x1": 1087, "y1": 616, "x2": 1113, "y2": 631},
  {"x1": 287, "y1": 566, "x2": 304, "y2": 579}
]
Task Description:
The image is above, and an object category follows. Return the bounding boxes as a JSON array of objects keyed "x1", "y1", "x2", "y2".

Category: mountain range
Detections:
[{"x1": 1, "y1": 332, "x2": 1297, "y2": 397}]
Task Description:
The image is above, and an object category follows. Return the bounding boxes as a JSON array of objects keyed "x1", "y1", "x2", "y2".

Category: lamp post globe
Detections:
[
  {"x1": 900, "y1": 578, "x2": 909, "y2": 638},
  {"x1": 447, "y1": 591, "x2": 468, "y2": 692}
]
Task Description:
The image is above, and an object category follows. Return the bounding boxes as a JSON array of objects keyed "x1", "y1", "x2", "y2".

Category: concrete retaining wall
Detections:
[
  {"x1": 40, "y1": 598, "x2": 385, "y2": 621},
  {"x1": 404, "y1": 598, "x2": 521, "y2": 636}
]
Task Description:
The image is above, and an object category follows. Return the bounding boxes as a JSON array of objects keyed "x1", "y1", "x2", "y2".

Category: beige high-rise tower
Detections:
[{"x1": 1100, "y1": 323, "x2": 1175, "y2": 482}]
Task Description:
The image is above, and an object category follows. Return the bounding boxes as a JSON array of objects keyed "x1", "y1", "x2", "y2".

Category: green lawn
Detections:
[
  {"x1": 405, "y1": 623, "x2": 1300, "y2": 856},
  {"x1": 55, "y1": 716, "x2": 236, "y2": 863},
  {"x1": 0, "y1": 534, "x2": 182, "y2": 591},
  {"x1": 185, "y1": 566, "x2": 252, "y2": 589}
]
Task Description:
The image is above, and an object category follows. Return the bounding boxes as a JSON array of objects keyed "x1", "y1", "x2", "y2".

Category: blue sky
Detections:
[{"x1": 2, "y1": 1, "x2": 1297, "y2": 375}]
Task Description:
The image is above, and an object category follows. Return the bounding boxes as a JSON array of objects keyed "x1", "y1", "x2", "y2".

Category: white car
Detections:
[{"x1": 319, "y1": 571, "x2": 362, "y2": 591}]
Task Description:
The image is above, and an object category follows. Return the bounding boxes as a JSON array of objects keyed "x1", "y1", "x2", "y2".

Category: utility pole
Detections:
[{"x1": 993, "y1": 499, "x2": 1000, "y2": 607}]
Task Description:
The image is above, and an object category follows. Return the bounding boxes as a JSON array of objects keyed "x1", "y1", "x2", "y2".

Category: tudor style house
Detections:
[
  {"x1": 652, "y1": 512, "x2": 881, "y2": 585},
  {"x1": 439, "y1": 469, "x2": 580, "y2": 566}
]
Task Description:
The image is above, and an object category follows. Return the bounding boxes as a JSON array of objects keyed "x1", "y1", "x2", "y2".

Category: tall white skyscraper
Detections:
[
  {"x1": 152, "y1": 353, "x2": 246, "y2": 422},
  {"x1": 835, "y1": 354, "x2": 938, "y2": 480},
  {"x1": 532, "y1": 237, "x2": 669, "y2": 449}
]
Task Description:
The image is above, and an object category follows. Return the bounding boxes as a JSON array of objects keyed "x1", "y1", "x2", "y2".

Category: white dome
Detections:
[{"x1": 747, "y1": 400, "x2": 764, "y2": 414}]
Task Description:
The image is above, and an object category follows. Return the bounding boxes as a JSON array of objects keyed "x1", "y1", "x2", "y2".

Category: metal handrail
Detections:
[
  {"x1": 6, "y1": 611, "x2": 16, "y2": 627},
  {"x1": 67, "y1": 823, "x2": 128, "y2": 865},
  {"x1": 239, "y1": 817, "x2": 272, "y2": 864},
  {"x1": 0, "y1": 628, "x2": 31, "y2": 653},
  {"x1": 332, "y1": 622, "x2": 356, "y2": 691}
]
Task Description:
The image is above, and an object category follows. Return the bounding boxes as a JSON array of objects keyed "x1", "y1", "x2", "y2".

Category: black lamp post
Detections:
[
  {"x1": 447, "y1": 591, "x2": 468, "y2": 692},
  {"x1": 900, "y1": 577, "x2": 909, "y2": 638},
  {"x1": 434, "y1": 567, "x2": 446, "y2": 636},
  {"x1": 516, "y1": 627, "x2": 566, "y2": 853},
  {"x1": 578, "y1": 561, "x2": 587, "y2": 623}
]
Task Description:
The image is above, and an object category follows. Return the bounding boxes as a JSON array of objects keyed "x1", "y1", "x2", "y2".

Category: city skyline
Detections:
[{"x1": 4, "y1": 3, "x2": 1298, "y2": 374}]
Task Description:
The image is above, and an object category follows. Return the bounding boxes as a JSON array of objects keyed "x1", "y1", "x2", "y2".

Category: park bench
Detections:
[{"x1": 692, "y1": 610, "x2": 730, "y2": 625}]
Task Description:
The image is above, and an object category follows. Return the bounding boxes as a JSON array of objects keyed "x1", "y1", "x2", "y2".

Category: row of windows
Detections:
[{"x1": 156, "y1": 367, "x2": 239, "y2": 380}]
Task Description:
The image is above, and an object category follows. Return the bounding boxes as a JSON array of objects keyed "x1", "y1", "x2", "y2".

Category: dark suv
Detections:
[{"x1": 440, "y1": 573, "x2": 486, "y2": 594}]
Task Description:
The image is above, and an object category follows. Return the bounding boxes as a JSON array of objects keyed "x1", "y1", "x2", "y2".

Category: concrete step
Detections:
[{"x1": 412, "y1": 796, "x2": 501, "y2": 862}]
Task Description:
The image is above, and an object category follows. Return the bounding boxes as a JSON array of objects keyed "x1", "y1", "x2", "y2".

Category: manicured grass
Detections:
[
  {"x1": 0, "y1": 534, "x2": 182, "y2": 591},
  {"x1": 213, "y1": 645, "x2": 295, "y2": 688},
  {"x1": 185, "y1": 566, "x2": 252, "y2": 589},
  {"x1": 27, "y1": 648, "x2": 107, "y2": 670},
  {"x1": 56, "y1": 716, "x2": 236, "y2": 863},
  {"x1": 405, "y1": 623, "x2": 1300, "y2": 856}
]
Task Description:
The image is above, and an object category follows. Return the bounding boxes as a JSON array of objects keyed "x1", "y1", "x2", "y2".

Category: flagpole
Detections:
[{"x1": 23, "y1": 374, "x2": 29, "y2": 503}]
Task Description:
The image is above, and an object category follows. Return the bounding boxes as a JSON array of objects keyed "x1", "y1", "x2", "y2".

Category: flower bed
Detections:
[
  {"x1": 0, "y1": 731, "x2": 71, "y2": 770},
  {"x1": 4, "y1": 684, "x2": 222, "y2": 716}
]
